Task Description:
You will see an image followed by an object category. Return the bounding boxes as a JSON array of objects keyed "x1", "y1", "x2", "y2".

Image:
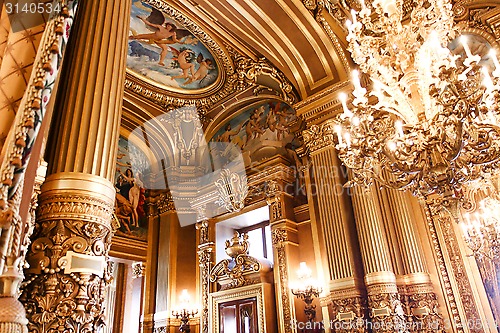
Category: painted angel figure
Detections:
[
  {"x1": 129, "y1": 7, "x2": 191, "y2": 66},
  {"x1": 184, "y1": 53, "x2": 214, "y2": 85}
]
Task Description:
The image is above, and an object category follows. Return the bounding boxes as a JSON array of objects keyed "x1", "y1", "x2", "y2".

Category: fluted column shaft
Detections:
[
  {"x1": 385, "y1": 190, "x2": 426, "y2": 274},
  {"x1": 351, "y1": 185, "x2": 407, "y2": 333},
  {"x1": 21, "y1": 0, "x2": 131, "y2": 332},
  {"x1": 46, "y1": 0, "x2": 128, "y2": 179},
  {"x1": 304, "y1": 121, "x2": 367, "y2": 333},
  {"x1": 379, "y1": 189, "x2": 444, "y2": 332}
]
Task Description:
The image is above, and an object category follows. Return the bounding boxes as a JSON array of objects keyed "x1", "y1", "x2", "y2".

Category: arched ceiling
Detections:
[{"x1": 168, "y1": 0, "x2": 351, "y2": 99}]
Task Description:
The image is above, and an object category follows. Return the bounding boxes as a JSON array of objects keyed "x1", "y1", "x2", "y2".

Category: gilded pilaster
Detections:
[
  {"x1": 196, "y1": 206, "x2": 214, "y2": 333},
  {"x1": 146, "y1": 192, "x2": 179, "y2": 332},
  {"x1": 424, "y1": 196, "x2": 487, "y2": 333},
  {"x1": 266, "y1": 180, "x2": 300, "y2": 333},
  {"x1": 303, "y1": 120, "x2": 367, "y2": 332},
  {"x1": 21, "y1": 0, "x2": 131, "y2": 331},
  {"x1": 350, "y1": 186, "x2": 407, "y2": 333}
]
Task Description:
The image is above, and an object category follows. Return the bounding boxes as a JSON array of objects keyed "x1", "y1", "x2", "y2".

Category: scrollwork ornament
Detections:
[
  {"x1": 402, "y1": 286, "x2": 444, "y2": 333},
  {"x1": 329, "y1": 296, "x2": 368, "y2": 333},
  {"x1": 366, "y1": 285, "x2": 407, "y2": 333},
  {"x1": 197, "y1": 246, "x2": 213, "y2": 333},
  {"x1": 22, "y1": 189, "x2": 114, "y2": 333}
]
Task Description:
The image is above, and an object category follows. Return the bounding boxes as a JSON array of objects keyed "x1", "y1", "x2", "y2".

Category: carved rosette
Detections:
[
  {"x1": 21, "y1": 174, "x2": 115, "y2": 333},
  {"x1": 366, "y1": 284, "x2": 408, "y2": 333}
]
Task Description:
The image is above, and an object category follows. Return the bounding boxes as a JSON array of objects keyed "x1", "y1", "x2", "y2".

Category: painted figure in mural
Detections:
[
  {"x1": 266, "y1": 102, "x2": 288, "y2": 140},
  {"x1": 172, "y1": 48, "x2": 196, "y2": 80},
  {"x1": 245, "y1": 106, "x2": 265, "y2": 144},
  {"x1": 184, "y1": 54, "x2": 214, "y2": 85},
  {"x1": 116, "y1": 169, "x2": 142, "y2": 228},
  {"x1": 217, "y1": 123, "x2": 243, "y2": 143},
  {"x1": 129, "y1": 8, "x2": 191, "y2": 66}
]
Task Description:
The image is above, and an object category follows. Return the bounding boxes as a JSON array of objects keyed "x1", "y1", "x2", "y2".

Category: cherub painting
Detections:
[
  {"x1": 127, "y1": 1, "x2": 219, "y2": 90},
  {"x1": 209, "y1": 101, "x2": 301, "y2": 168}
]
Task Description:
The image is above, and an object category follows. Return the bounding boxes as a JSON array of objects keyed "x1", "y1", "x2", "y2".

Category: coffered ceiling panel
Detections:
[{"x1": 169, "y1": 0, "x2": 350, "y2": 99}]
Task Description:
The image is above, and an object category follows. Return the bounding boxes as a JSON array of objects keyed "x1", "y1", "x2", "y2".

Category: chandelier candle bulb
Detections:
[
  {"x1": 344, "y1": 132, "x2": 352, "y2": 148},
  {"x1": 339, "y1": 93, "x2": 353, "y2": 118},
  {"x1": 351, "y1": 69, "x2": 366, "y2": 98},
  {"x1": 395, "y1": 120, "x2": 404, "y2": 137},
  {"x1": 334, "y1": 124, "x2": 343, "y2": 146}
]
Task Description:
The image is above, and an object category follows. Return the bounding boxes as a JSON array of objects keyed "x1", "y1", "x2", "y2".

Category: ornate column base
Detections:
[
  {"x1": 328, "y1": 285, "x2": 368, "y2": 333},
  {"x1": 366, "y1": 273, "x2": 408, "y2": 333},
  {"x1": 398, "y1": 274, "x2": 444, "y2": 333},
  {"x1": 20, "y1": 173, "x2": 115, "y2": 333}
]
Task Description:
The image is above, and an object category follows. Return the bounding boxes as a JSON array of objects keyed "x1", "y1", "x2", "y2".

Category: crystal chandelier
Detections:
[
  {"x1": 214, "y1": 169, "x2": 248, "y2": 212},
  {"x1": 336, "y1": 0, "x2": 500, "y2": 199}
]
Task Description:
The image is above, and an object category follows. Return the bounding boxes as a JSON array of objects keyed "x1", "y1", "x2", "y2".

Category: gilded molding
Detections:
[
  {"x1": 37, "y1": 194, "x2": 114, "y2": 228},
  {"x1": 197, "y1": 219, "x2": 212, "y2": 333},
  {"x1": 210, "y1": 284, "x2": 268, "y2": 333},
  {"x1": 329, "y1": 296, "x2": 368, "y2": 333},
  {"x1": 423, "y1": 199, "x2": 481, "y2": 333},
  {"x1": 271, "y1": 228, "x2": 292, "y2": 333}
]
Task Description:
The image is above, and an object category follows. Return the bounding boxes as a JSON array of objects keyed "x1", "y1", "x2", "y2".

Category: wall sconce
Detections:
[
  {"x1": 172, "y1": 290, "x2": 198, "y2": 333},
  {"x1": 291, "y1": 262, "x2": 323, "y2": 322}
]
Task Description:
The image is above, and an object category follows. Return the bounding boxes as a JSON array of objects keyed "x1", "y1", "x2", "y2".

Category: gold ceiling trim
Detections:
[
  {"x1": 300, "y1": 0, "x2": 351, "y2": 80},
  {"x1": 273, "y1": 0, "x2": 336, "y2": 89}
]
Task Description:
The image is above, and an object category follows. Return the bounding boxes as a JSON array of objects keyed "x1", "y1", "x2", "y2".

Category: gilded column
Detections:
[
  {"x1": 303, "y1": 120, "x2": 367, "y2": 333},
  {"x1": 266, "y1": 179, "x2": 300, "y2": 333},
  {"x1": 382, "y1": 189, "x2": 443, "y2": 332},
  {"x1": 195, "y1": 206, "x2": 214, "y2": 333},
  {"x1": 20, "y1": 0, "x2": 131, "y2": 332},
  {"x1": 350, "y1": 185, "x2": 407, "y2": 333}
]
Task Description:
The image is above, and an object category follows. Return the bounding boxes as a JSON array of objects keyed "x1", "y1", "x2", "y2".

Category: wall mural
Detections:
[
  {"x1": 115, "y1": 137, "x2": 150, "y2": 241},
  {"x1": 128, "y1": 1, "x2": 219, "y2": 91},
  {"x1": 209, "y1": 101, "x2": 304, "y2": 168}
]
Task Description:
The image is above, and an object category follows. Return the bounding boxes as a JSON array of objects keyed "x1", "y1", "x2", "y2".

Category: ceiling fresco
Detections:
[{"x1": 127, "y1": 1, "x2": 220, "y2": 92}]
